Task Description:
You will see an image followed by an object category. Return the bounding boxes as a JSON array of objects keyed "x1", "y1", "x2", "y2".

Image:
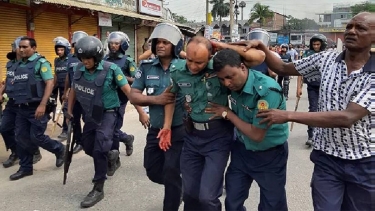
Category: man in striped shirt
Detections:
[{"x1": 236, "y1": 12, "x2": 374, "y2": 211}]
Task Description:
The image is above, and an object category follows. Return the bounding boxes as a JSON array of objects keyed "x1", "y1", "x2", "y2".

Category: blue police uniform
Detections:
[
  {"x1": 169, "y1": 59, "x2": 233, "y2": 211},
  {"x1": 278, "y1": 53, "x2": 292, "y2": 99},
  {"x1": 303, "y1": 50, "x2": 320, "y2": 140},
  {"x1": 67, "y1": 53, "x2": 83, "y2": 146},
  {"x1": 103, "y1": 53, "x2": 134, "y2": 152},
  {"x1": 13, "y1": 53, "x2": 64, "y2": 174},
  {"x1": 1, "y1": 59, "x2": 21, "y2": 154},
  {"x1": 225, "y1": 70, "x2": 289, "y2": 211},
  {"x1": 54, "y1": 56, "x2": 69, "y2": 132},
  {"x1": 132, "y1": 58, "x2": 186, "y2": 211},
  {"x1": 73, "y1": 60, "x2": 127, "y2": 182}
]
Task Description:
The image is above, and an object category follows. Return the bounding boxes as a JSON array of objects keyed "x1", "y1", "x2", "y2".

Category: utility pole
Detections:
[
  {"x1": 230, "y1": 0, "x2": 234, "y2": 40},
  {"x1": 206, "y1": 0, "x2": 209, "y2": 25}
]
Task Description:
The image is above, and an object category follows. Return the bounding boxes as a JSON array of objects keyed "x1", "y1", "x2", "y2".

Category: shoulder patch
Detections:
[
  {"x1": 41, "y1": 66, "x2": 48, "y2": 72},
  {"x1": 130, "y1": 66, "x2": 136, "y2": 72},
  {"x1": 116, "y1": 74, "x2": 123, "y2": 81},
  {"x1": 135, "y1": 70, "x2": 142, "y2": 79},
  {"x1": 257, "y1": 100, "x2": 269, "y2": 110}
]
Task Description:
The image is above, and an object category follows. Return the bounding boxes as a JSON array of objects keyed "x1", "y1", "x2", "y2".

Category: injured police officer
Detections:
[{"x1": 66, "y1": 36, "x2": 149, "y2": 208}]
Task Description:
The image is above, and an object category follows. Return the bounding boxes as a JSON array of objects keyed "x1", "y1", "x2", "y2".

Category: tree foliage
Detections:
[
  {"x1": 351, "y1": 2, "x2": 375, "y2": 16},
  {"x1": 172, "y1": 13, "x2": 188, "y2": 24},
  {"x1": 210, "y1": 0, "x2": 230, "y2": 23},
  {"x1": 248, "y1": 3, "x2": 274, "y2": 27},
  {"x1": 282, "y1": 15, "x2": 319, "y2": 30}
]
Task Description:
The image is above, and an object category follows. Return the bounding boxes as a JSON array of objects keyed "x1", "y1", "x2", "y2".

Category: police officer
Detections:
[
  {"x1": 1, "y1": 36, "x2": 42, "y2": 168},
  {"x1": 52, "y1": 36, "x2": 71, "y2": 139},
  {"x1": 103, "y1": 31, "x2": 136, "y2": 160},
  {"x1": 67, "y1": 36, "x2": 148, "y2": 208},
  {"x1": 9, "y1": 37, "x2": 65, "y2": 180},
  {"x1": 296, "y1": 34, "x2": 327, "y2": 147},
  {"x1": 159, "y1": 36, "x2": 265, "y2": 210},
  {"x1": 278, "y1": 44, "x2": 292, "y2": 100},
  {"x1": 63, "y1": 31, "x2": 88, "y2": 153},
  {"x1": 208, "y1": 48, "x2": 289, "y2": 211},
  {"x1": 130, "y1": 23, "x2": 186, "y2": 211}
]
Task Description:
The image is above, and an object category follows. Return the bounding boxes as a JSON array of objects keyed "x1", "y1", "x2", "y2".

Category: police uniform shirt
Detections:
[
  {"x1": 230, "y1": 70, "x2": 289, "y2": 151},
  {"x1": 169, "y1": 59, "x2": 229, "y2": 122},
  {"x1": 131, "y1": 58, "x2": 185, "y2": 128},
  {"x1": 74, "y1": 61, "x2": 128, "y2": 109},
  {"x1": 105, "y1": 53, "x2": 137, "y2": 78},
  {"x1": 19, "y1": 53, "x2": 54, "y2": 81}
]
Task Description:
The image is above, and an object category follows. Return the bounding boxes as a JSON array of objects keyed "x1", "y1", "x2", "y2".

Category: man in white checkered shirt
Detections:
[{"x1": 234, "y1": 12, "x2": 374, "y2": 211}]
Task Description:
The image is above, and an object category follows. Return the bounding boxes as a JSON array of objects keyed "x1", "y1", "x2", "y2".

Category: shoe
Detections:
[
  {"x1": 58, "y1": 131, "x2": 68, "y2": 139},
  {"x1": 107, "y1": 150, "x2": 120, "y2": 176},
  {"x1": 72, "y1": 144, "x2": 83, "y2": 154},
  {"x1": 9, "y1": 170, "x2": 33, "y2": 181},
  {"x1": 80, "y1": 182, "x2": 105, "y2": 208},
  {"x1": 122, "y1": 135, "x2": 134, "y2": 156},
  {"x1": 305, "y1": 139, "x2": 313, "y2": 148},
  {"x1": 33, "y1": 150, "x2": 42, "y2": 164},
  {"x1": 3, "y1": 150, "x2": 18, "y2": 168},
  {"x1": 55, "y1": 145, "x2": 65, "y2": 167}
]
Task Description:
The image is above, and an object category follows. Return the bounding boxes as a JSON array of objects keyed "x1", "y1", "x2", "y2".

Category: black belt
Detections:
[
  {"x1": 192, "y1": 119, "x2": 227, "y2": 131},
  {"x1": 104, "y1": 108, "x2": 118, "y2": 113},
  {"x1": 16, "y1": 102, "x2": 40, "y2": 108}
]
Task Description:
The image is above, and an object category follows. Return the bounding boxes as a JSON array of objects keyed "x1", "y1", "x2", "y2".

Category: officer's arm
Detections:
[
  {"x1": 53, "y1": 74, "x2": 57, "y2": 87},
  {"x1": 39, "y1": 62, "x2": 55, "y2": 106},
  {"x1": 63, "y1": 74, "x2": 70, "y2": 93},
  {"x1": 138, "y1": 50, "x2": 153, "y2": 61},
  {"x1": 215, "y1": 42, "x2": 265, "y2": 67},
  {"x1": 126, "y1": 59, "x2": 137, "y2": 84},
  {"x1": 162, "y1": 102, "x2": 175, "y2": 130},
  {"x1": 228, "y1": 91, "x2": 283, "y2": 142},
  {"x1": 67, "y1": 88, "x2": 76, "y2": 115}
]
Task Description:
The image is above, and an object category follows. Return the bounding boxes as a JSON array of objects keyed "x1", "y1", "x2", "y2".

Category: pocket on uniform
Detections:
[{"x1": 145, "y1": 79, "x2": 161, "y2": 96}]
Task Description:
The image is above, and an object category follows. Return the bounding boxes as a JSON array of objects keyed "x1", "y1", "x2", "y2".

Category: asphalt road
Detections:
[{"x1": 0, "y1": 78, "x2": 315, "y2": 211}]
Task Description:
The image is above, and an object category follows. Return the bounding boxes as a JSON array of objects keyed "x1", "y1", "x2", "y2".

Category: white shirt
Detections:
[{"x1": 293, "y1": 51, "x2": 372, "y2": 160}]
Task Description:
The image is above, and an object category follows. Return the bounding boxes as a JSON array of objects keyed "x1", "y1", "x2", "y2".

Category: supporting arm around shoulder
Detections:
[{"x1": 216, "y1": 42, "x2": 265, "y2": 67}]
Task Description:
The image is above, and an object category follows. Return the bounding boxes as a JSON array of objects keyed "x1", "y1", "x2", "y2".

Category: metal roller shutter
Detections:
[
  {"x1": 34, "y1": 12, "x2": 69, "y2": 73},
  {"x1": 71, "y1": 15, "x2": 97, "y2": 38},
  {"x1": 0, "y1": 8, "x2": 27, "y2": 81},
  {"x1": 120, "y1": 24, "x2": 135, "y2": 59}
]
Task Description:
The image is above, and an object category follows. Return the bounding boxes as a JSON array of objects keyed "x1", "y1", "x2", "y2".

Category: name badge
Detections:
[
  {"x1": 178, "y1": 82, "x2": 191, "y2": 87},
  {"x1": 147, "y1": 88, "x2": 154, "y2": 94},
  {"x1": 147, "y1": 75, "x2": 160, "y2": 80}
]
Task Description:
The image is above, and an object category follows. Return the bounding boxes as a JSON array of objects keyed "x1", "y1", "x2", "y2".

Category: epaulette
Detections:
[
  {"x1": 126, "y1": 56, "x2": 135, "y2": 62},
  {"x1": 169, "y1": 60, "x2": 186, "y2": 73},
  {"x1": 38, "y1": 57, "x2": 47, "y2": 63},
  {"x1": 206, "y1": 59, "x2": 214, "y2": 70}
]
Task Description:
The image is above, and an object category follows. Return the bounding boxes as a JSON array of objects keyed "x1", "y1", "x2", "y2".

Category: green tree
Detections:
[
  {"x1": 351, "y1": 2, "x2": 375, "y2": 15},
  {"x1": 172, "y1": 13, "x2": 188, "y2": 24},
  {"x1": 282, "y1": 16, "x2": 319, "y2": 30},
  {"x1": 210, "y1": 0, "x2": 230, "y2": 25},
  {"x1": 248, "y1": 3, "x2": 273, "y2": 27}
]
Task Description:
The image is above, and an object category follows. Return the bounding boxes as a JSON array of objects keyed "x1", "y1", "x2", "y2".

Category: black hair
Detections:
[
  {"x1": 213, "y1": 48, "x2": 242, "y2": 72},
  {"x1": 187, "y1": 36, "x2": 212, "y2": 54},
  {"x1": 20, "y1": 37, "x2": 37, "y2": 48}
]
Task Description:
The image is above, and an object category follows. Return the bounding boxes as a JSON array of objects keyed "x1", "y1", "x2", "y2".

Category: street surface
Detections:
[{"x1": 0, "y1": 78, "x2": 315, "y2": 211}]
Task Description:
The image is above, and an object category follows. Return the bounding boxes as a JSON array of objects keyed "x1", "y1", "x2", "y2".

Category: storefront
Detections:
[
  {"x1": 0, "y1": 6, "x2": 27, "y2": 81},
  {"x1": 71, "y1": 15, "x2": 98, "y2": 38},
  {"x1": 33, "y1": 12, "x2": 69, "y2": 71}
]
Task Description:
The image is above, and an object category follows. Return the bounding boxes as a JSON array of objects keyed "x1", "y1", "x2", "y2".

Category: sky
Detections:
[{"x1": 165, "y1": 0, "x2": 368, "y2": 22}]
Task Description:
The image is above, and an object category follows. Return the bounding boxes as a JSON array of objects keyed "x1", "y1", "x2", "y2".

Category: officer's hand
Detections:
[
  {"x1": 157, "y1": 86, "x2": 175, "y2": 105},
  {"x1": 205, "y1": 102, "x2": 229, "y2": 120},
  {"x1": 65, "y1": 113, "x2": 73, "y2": 125},
  {"x1": 35, "y1": 104, "x2": 46, "y2": 120},
  {"x1": 157, "y1": 129, "x2": 172, "y2": 152},
  {"x1": 256, "y1": 109, "x2": 290, "y2": 127},
  {"x1": 139, "y1": 112, "x2": 150, "y2": 129},
  {"x1": 296, "y1": 88, "x2": 302, "y2": 98},
  {"x1": 230, "y1": 40, "x2": 266, "y2": 52}
]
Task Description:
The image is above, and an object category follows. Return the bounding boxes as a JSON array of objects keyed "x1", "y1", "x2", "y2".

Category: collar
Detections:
[
  {"x1": 335, "y1": 50, "x2": 373, "y2": 72},
  {"x1": 242, "y1": 70, "x2": 254, "y2": 95},
  {"x1": 152, "y1": 57, "x2": 177, "y2": 66},
  {"x1": 27, "y1": 53, "x2": 38, "y2": 62},
  {"x1": 79, "y1": 61, "x2": 104, "y2": 72},
  {"x1": 58, "y1": 56, "x2": 68, "y2": 61}
]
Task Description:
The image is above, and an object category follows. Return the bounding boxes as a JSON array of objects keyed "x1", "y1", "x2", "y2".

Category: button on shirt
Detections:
[{"x1": 293, "y1": 51, "x2": 372, "y2": 160}]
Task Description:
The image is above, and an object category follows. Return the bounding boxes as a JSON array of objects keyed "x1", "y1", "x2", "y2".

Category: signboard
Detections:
[
  {"x1": 98, "y1": 12, "x2": 112, "y2": 27},
  {"x1": 77, "y1": 0, "x2": 137, "y2": 12},
  {"x1": 1, "y1": 0, "x2": 30, "y2": 6},
  {"x1": 277, "y1": 35, "x2": 289, "y2": 45},
  {"x1": 269, "y1": 33, "x2": 277, "y2": 43},
  {"x1": 231, "y1": 24, "x2": 240, "y2": 42},
  {"x1": 139, "y1": 0, "x2": 162, "y2": 17},
  {"x1": 318, "y1": 28, "x2": 345, "y2": 33},
  {"x1": 204, "y1": 25, "x2": 212, "y2": 39},
  {"x1": 212, "y1": 29, "x2": 221, "y2": 40}
]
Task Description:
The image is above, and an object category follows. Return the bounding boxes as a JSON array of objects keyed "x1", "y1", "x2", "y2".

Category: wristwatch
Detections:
[{"x1": 222, "y1": 110, "x2": 228, "y2": 120}]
